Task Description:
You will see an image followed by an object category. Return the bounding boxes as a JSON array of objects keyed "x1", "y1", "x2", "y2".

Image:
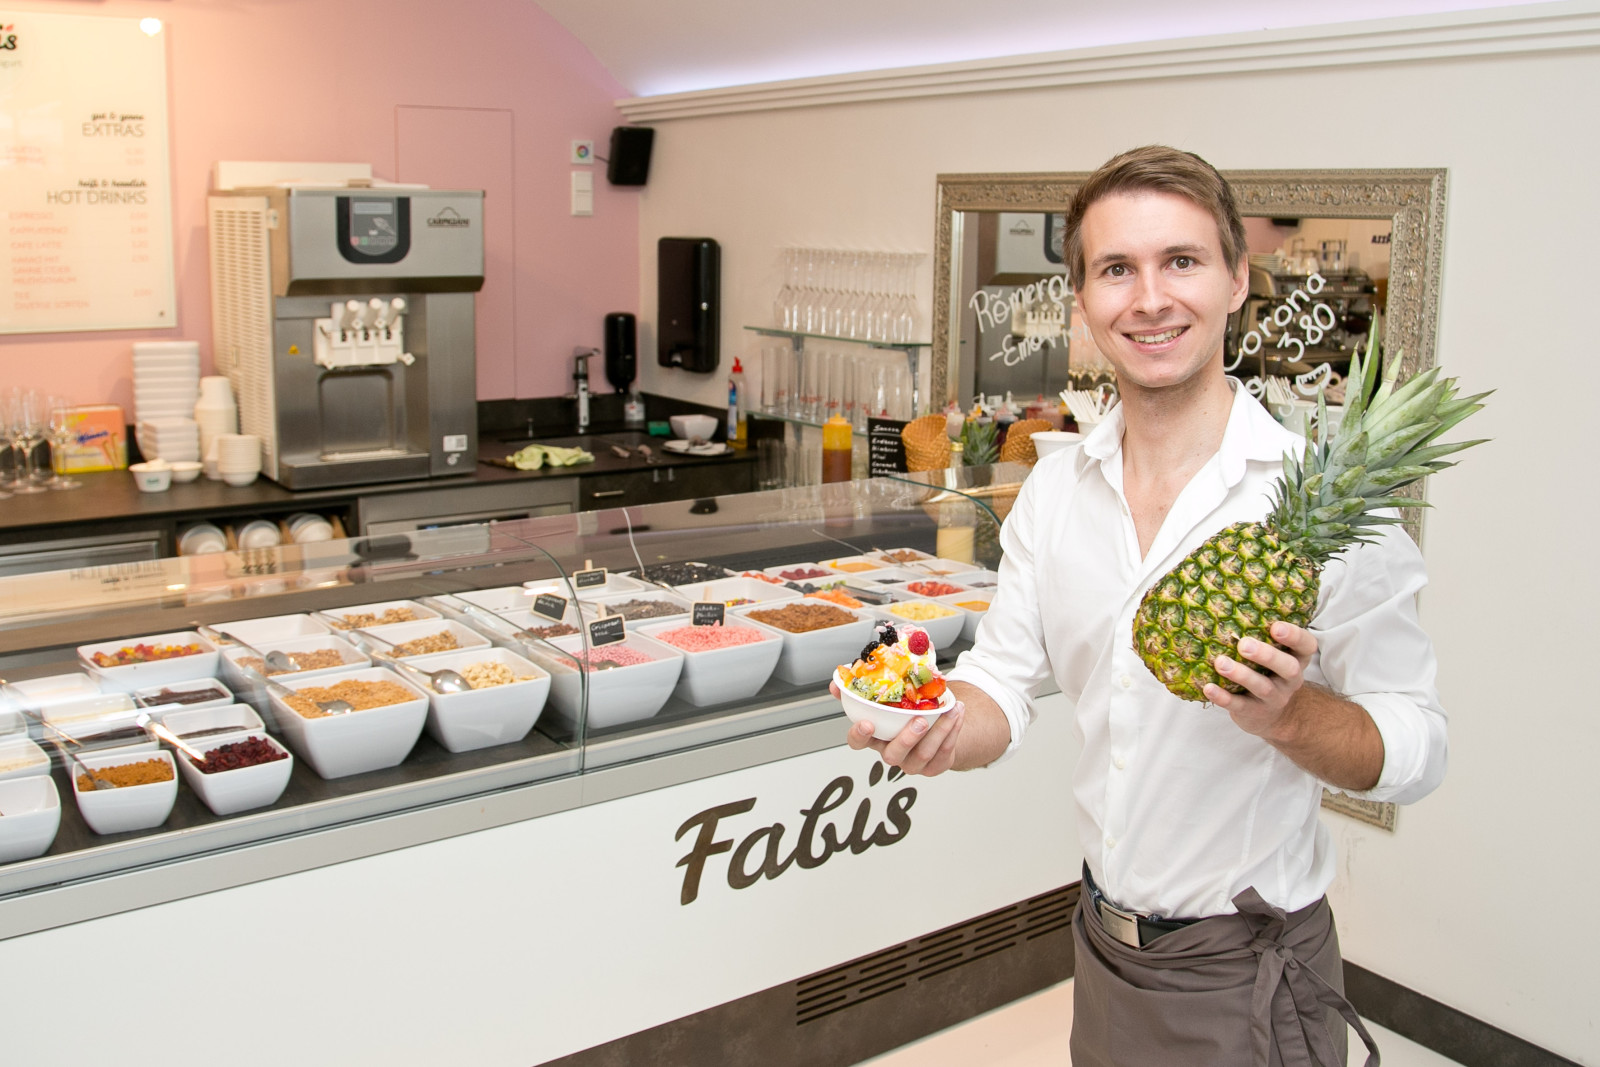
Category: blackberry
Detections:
[
  {"x1": 877, "y1": 624, "x2": 899, "y2": 647},
  {"x1": 858, "y1": 640, "x2": 882, "y2": 663}
]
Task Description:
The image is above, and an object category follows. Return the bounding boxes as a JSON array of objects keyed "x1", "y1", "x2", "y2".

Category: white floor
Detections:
[{"x1": 856, "y1": 979, "x2": 1463, "y2": 1067}]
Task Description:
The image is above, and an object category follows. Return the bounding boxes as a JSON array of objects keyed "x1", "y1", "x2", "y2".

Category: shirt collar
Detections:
[{"x1": 1074, "y1": 378, "x2": 1301, "y2": 488}]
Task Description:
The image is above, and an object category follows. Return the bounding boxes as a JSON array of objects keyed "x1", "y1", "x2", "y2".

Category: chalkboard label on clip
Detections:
[
  {"x1": 868, "y1": 417, "x2": 910, "y2": 478},
  {"x1": 588, "y1": 615, "x2": 627, "y2": 647},
  {"x1": 573, "y1": 568, "x2": 608, "y2": 590},
  {"x1": 691, "y1": 601, "x2": 726, "y2": 627},
  {"x1": 532, "y1": 594, "x2": 568, "y2": 622}
]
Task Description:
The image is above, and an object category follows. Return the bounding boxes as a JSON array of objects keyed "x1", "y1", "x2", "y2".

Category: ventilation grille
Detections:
[
  {"x1": 208, "y1": 196, "x2": 278, "y2": 473},
  {"x1": 794, "y1": 884, "x2": 1078, "y2": 1026}
]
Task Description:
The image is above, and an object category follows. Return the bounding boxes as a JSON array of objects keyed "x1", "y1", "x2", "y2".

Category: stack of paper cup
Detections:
[
  {"x1": 133, "y1": 342, "x2": 201, "y2": 424},
  {"x1": 215, "y1": 433, "x2": 262, "y2": 487},
  {"x1": 194, "y1": 377, "x2": 239, "y2": 462}
]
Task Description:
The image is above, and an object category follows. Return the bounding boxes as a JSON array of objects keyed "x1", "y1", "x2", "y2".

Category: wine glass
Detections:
[
  {"x1": 44, "y1": 397, "x2": 81, "y2": 490},
  {"x1": 4, "y1": 389, "x2": 47, "y2": 494}
]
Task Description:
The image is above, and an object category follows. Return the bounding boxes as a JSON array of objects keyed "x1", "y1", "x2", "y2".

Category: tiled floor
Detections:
[{"x1": 857, "y1": 980, "x2": 1464, "y2": 1066}]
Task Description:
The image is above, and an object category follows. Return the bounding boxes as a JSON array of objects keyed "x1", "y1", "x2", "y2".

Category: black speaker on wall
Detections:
[
  {"x1": 657, "y1": 237, "x2": 719, "y2": 373},
  {"x1": 604, "y1": 312, "x2": 637, "y2": 392},
  {"x1": 607, "y1": 126, "x2": 655, "y2": 186}
]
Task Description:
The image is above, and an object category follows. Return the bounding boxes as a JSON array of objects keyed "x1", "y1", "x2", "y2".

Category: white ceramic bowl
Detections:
[
  {"x1": 906, "y1": 557, "x2": 982, "y2": 578},
  {"x1": 1030, "y1": 430, "x2": 1084, "y2": 460},
  {"x1": 168, "y1": 461, "x2": 203, "y2": 483},
  {"x1": 0, "y1": 738, "x2": 51, "y2": 782},
  {"x1": 510, "y1": 572, "x2": 649, "y2": 604},
  {"x1": 936, "y1": 592, "x2": 993, "y2": 642},
  {"x1": 156, "y1": 703, "x2": 265, "y2": 741},
  {"x1": 869, "y1": 547, "x2": 936, "y2": 567},
  {"x1": 72, "y1": 749, "x2": 178, "y2": 835},
  {"x1": 669, "y1": 413, "x2": 718, "y2": 440},
  {"x1": 133, "y1": 677, "x2": 235, "y2": 713},
  {"x1": 174, "y1": 730, "x2": 294, "y2": 816},
  {"x1": 318, "y1": 600, "x2": 440, "y2": 633},
  {"x1": 835, "y1": 666, "x2": 956, "y2": 741},
  {"x1": 236, "y1": 520, "x2": 281, "y2": 549},
  {"x1": 266, "y1": 666, "x2": 429, "y2": 779},
  {"x1": 359, "y1": 617, "x2": 490, "y2": 660},
  {"x1": 0, "y1": 776, "x2": 61, "y2": 863},
  {"x1": 532, "y1": 632, "x2": 684, "y2": 731},
  {"x1": 588, "y1": 589, "x2": 693, "y2": 623},
  {"x1": 637, "y1": 617, "x2": 784, "y2": 707},
  {"x1": 1, "y1": 673, "x2": 101, "y2": 709},
  {"x1": 36, "y1": 691, "x2": 138, "y2": 732},
  {"x1": 178, "y1": 523, "x2": 227, "y2": 556},
  {"x1": 219, "y1": 632, "x2": 370, "y2": 694},
  {"x1": 213, "y1": 614, "x2": 329, "y2": 646},
  {"x1": 671, "y1": 575, "x2": 801, "y2": 607},
  {"x1": 869, "y1": 599, "x2": 966, "y2": 650},
  {"x1": 734, "y1": 603, "x2": 876, "y2": 685},
  {"x1": 404, "y1": 647, "x2": 550, "y2": 753},
  {"x1": 43, "y1": 702, "x2": 157, "y2": 762},
  {"x1": 761, "y1": 563, "x2": 844, "y2": 587},
  {"x1": 128, "y1": 463, "x2": 172, "y2": 493},
  {"x1": 898, "y1": 578, "x2": 973, "y2": 601},
  {"x1": 77, "y1": 631, "x2": 219, "y2": 692},
  {"x1": 819, "y1": 554, "x2": 893, "y2": 578},
  {"x1": 221, "y1": 470, "x2": 259, "y2": 487}
]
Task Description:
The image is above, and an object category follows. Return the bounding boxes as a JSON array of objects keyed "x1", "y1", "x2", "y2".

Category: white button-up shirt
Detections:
[{"x1": 946, "y1": 384, "x2": 1447, "y2": 919}]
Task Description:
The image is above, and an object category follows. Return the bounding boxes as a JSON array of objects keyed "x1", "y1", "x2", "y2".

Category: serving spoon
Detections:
[
  {"x1": 135, "y1": 712, "x2": 211, "y2": 767},
  {"x1": 204, "y1": 628, "x2": 297, "y2": 674}
]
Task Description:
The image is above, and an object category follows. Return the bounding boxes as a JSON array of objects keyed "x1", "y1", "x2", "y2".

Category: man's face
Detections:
[{"x1": 1074, "y1": 191, "x2": 1249, "y2": 394}]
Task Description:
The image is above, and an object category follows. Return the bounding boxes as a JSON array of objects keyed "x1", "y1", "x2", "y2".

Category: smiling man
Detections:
[{"x1": 846, "y1": 146, "x2": 1446, "y2": 1065}]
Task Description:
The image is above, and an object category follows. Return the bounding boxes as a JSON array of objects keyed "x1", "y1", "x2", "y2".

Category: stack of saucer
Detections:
[
  {"x1": 133, "y1": 341, "x2": 200, "y2": 423},
  {"x1": 135, "y1": 417, "x2": 201, "y2": 463},
  {"x1": 215, "y1": 433, "x2": 262, "y2": 487}
]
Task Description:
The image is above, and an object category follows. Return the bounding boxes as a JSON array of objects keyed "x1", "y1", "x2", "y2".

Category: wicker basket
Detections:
[
  {"x1": 901, "y1": 414, "x2": 952, "y2": 472},
  {"x1": 999, "y1": 419, "x2": 1054, "y2": 466}
]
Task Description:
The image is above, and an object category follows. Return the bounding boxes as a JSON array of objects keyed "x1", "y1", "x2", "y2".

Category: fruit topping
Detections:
[{"x1": 907, "y1": 630, "x2": 930, "y2": 655}]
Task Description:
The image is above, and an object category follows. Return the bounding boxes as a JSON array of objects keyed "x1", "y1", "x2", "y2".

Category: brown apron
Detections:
[{"x1": 1071, "y1": 885, "x2": 1380, "y2": 1067}]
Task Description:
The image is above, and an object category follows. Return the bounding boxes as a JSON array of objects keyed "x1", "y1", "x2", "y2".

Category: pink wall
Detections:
[{"x1": 0, "y1": 0, "x2": 639, "y2": 406}]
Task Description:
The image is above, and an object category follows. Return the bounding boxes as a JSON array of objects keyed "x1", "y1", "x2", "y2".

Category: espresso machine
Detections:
[{"x1": 208, "y1": 186, "x2": 484, "y2": 488}]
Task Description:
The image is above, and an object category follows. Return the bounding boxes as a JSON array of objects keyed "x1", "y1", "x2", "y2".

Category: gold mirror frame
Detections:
[{"x1": 932, "y1": 168, "x2": 1449, "y2": 832}]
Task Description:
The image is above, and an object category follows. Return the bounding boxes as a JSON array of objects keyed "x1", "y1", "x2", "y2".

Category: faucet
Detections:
[{"x1": 573, "y1": 347, "x2": 597, "y2": 432}]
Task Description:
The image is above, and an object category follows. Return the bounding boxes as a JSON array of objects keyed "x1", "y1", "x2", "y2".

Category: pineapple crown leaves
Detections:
[
  {"x1": 959, "y1": 419, "x2": 999, "y2": 465},
  {"x1": 1267, "y1": 318, "x2": 1490, "y2": 565}
]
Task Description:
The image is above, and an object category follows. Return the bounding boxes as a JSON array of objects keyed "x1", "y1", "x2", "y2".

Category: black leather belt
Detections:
[{"x1": 1082, "y1": 864, "x2": 1202, "y2": 949}]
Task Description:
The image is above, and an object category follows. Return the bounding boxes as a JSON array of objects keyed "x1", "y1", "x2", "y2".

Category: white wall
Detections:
[{"x1": 634, "y1": 48, "x2": 1600, "y2": 1062}]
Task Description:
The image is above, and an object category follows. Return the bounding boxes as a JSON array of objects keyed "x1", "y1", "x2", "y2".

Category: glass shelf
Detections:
[
  {"x1": 743, "y1": 326, "x2": 931, "y2": 350},
  {"x1": 749, "y1": 412, "x2": 866, "y2": 438}
]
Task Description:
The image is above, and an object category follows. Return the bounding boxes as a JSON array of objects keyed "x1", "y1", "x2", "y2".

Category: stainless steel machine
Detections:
[{"x1": 208, "y1": 186, "x2": 484, "y2": 489}]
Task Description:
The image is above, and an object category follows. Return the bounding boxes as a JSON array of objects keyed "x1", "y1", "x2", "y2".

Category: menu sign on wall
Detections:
[
  {"x1": 0, "y1": 12, "x2": 176, "y2": 334},
  {"x1": 867, "y1": 417, "x2": 909, "y2": 478}
]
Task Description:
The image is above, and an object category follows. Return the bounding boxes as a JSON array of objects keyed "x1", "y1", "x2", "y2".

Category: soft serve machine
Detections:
[{"x1": 208, "y1": 186, "x2": 484, "y2": 488}]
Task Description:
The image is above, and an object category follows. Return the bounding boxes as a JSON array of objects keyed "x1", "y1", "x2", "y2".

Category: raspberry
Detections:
[{"x1": 907, "y1": 630, "x2": 930, "y2": 655}]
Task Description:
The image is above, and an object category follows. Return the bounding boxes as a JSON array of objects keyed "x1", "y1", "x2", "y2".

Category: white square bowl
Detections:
[
  {"x1": 0, "y1": 775, "x2": 61, "y2": 863},
  {"x1": 906, "y1": 557, "x2": 982, "y2": 578},
  {"x1": 529, "y1": 632, "x2": 684, "y2": 731},
  {"x1": 174, "y1": 731, "x2": 294, "y2": 816},
  {"x1": 952, "y1": 568, "x2": 1001, "y2": 590},
  {"x1": 358, "y1": 617, "x2": 491, "y2": 660},
  {"x1": 316, "y1": 600, "x2": 440, "y2": 632},
  {"x1": 734, "y1": 603, "x2": 876, "y2": 685},
  {"x1": 77, "y1": 631, "x2": 220, "y2": 692},
  {"x1": 819, "y1": 554, "x2": 895, "y2": 578},
  {"x1": 868, "y1": 547, "x2": 936, "y2": 568},
  {"x1": 588, "y1": 590, "x2": 693, "y2": 624},
  {"x1": 1, "y1": 673, "x2": 102, "y2": 709},
  {"x1": 935, "y1": 592, "x2": 993, "y2": 642},
  {"x1": 156, "y1": 703, "x2": 265, "y2": 742},
  {"x1": 0, "y1": 738, "x2": 50, "y2": 782},
  {"x1": 868, "y1": 599, "x2": 967, "y2": 651},
  {"x1": 211, "y1": 613, "x2": 330, "y2": 646},
  {"x1": 761, "y1": 563, "x2": 845, "y2": 588},
  {"x1": 637, "y1": 617, "x2": 785, "y2": 707},
  {"x1": 72, "y1": 749, "x2": 178, "y2": 835},
  {"x1": 44, "y1": 702, "x2": 157, "y2": 762},
  {"x1": 404, "y1": 647, "x2": 550, "y2": 753},
  {"x1": 900, "y1": 577, "x2": 974, "y2": 601},
  {"x1": 219, "y1": 633, "x2": 370, "y2": 692},
  {"x1": 266, "y1": 667, "x2": 428, "y2": 779},
  {"x1": 133, "y1": 677, "x2": 235, "y2": 713},
  {"x1": 671, "y1": 575, "x2": 801, "y2": 607}
]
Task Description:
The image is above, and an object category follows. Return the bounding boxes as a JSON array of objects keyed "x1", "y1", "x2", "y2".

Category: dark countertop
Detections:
[{"x1": 0, "y1": 429, "x2": 753, "y2": 537}]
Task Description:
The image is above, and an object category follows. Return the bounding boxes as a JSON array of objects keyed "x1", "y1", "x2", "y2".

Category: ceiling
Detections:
[{"x1": 537, "y1": 0, "x2": 1554, "y2": 97}]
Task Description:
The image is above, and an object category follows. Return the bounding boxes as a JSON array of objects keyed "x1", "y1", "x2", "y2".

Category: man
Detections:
[{"x1": 846, "y1": 146, "x2": 1445, "y2": 1065}]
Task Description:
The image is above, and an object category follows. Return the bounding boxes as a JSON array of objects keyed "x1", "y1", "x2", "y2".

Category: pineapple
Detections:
[
  {"x1": 960, "y1": 419, "x2": 999, "y2": 466},
  {"x1": 1133, "y1": 342, "x2": 1488, "y2": 702}
]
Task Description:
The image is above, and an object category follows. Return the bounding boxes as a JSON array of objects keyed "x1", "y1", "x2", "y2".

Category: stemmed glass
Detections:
[
  {"x1": 44, "y1": 398, "x2": 81, "y2": 490},
  {"x1": 3, "y1": 389, "x2": 48, "y2": 494}
]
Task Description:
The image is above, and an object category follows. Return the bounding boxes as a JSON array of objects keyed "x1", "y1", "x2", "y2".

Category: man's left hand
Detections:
[{"x1": 1203, "y1": 621, "x2": 1317, "y2": 740}]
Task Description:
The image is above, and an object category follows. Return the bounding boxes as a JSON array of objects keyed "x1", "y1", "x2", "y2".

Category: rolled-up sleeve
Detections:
[
  {"x1": 1309, "y1": 524, "x2": 1448, "y2": 804},
  {"x1": 946, "y1": 466, "x2": 1057, "y2": 765}
]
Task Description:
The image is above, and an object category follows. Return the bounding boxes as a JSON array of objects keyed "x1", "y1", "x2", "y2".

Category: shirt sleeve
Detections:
[
  {"x1": 945, "y1": 462, "x2": 1057, "y2": 766},
  {"x1": 1308, "y1": 523, "x2": 1448, "y2": 805}
]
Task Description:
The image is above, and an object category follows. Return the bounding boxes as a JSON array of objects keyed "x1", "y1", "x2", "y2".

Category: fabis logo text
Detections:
[
  {"x1": 0, "y1": 25, "x2": 17, "y2": 51},
  {"x1": 673, "y1": 761, "x2": 917, "y2": 906}
]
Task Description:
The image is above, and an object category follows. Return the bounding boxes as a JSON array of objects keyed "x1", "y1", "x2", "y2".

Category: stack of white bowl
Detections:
[
  {"x1": 133, "y1": 343, "x2": 201, "y2": 461},
  {"x1": 215, "y1": 433, "x2": 262, "y2": 487}
]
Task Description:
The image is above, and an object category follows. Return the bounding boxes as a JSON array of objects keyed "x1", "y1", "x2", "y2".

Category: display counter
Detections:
[{"x1": 0, "y1": 464, "x2": 1083, "y2": 1067}]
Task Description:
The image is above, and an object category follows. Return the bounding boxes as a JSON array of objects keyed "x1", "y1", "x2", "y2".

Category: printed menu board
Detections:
[{"x1": 0, "y1": 11, "x2": 176, "y2": 334}]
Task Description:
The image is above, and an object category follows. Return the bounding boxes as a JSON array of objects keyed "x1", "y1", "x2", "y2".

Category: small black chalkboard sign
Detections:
[
  {"x1": 691, "y1": 601, "x2": 726, "y2": 627},
  {"x1": 868, "y1": 417, "x2": 910, "y2": 478},
  {"x1": 573, "y1": 567, "x2": 608, "y2": 590},
  {"x1": 588, "y1": 615, "x2": 627, "y2": 647},
  {"x1": 532, "y1": 593, "x2": 568, "y2": 621}
]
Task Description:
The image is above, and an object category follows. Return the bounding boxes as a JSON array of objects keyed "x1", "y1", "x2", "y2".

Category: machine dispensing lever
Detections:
[{"x1": 315, "y1": 296, "x2": 414, "y2": 369}]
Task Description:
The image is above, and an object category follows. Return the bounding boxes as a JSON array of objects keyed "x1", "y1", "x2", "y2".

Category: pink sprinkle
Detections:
[
  {"x1": 655, "y1": 625, "x2": 767, "y2": 653},
  {"x1": 574, "y1": 646, "x2": 656, "y2": 672}
]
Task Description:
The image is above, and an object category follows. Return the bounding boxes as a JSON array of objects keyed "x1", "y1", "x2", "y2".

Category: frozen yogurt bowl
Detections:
[
  {"x1": 403, "y1": 647, "x2": 550, "y2": 753},
  {"x1": 0, "y1": 775, "x2": 61, "y2": 863},
  {"x1": 72, "y1": 749, "x2": 179, "y2": 835},
  {"x1": 735, "y1": 602, "x2": 875, "y2": 685},
  {"x1": 834, "y1": 667, "x2": 957, "y2": 742},
  {"x1": 266, "y1": 667, "x2": 429, "y2": 779},
  {"x1": 174, "y1": 730, "x2": 294, "y2": 816},
  {"x1": 527, "y1": 632, "x2": 683, "y2": 731},
  {"x1": 637, "y1": 617, "x2": 784, "y2": 706},
  {"x1": 77, "y1": 631, "x2": 219, "y2": 692}
]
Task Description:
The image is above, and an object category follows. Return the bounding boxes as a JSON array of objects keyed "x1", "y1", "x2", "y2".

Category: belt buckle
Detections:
[{"x1": 1097, "y1": 898, "x2": 1143, "y2": 948}]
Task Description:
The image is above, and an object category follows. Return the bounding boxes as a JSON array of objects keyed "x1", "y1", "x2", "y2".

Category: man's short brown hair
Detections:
[{"x1": 1064, "y1": 145, "x2": 1246, "y2": 291}]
